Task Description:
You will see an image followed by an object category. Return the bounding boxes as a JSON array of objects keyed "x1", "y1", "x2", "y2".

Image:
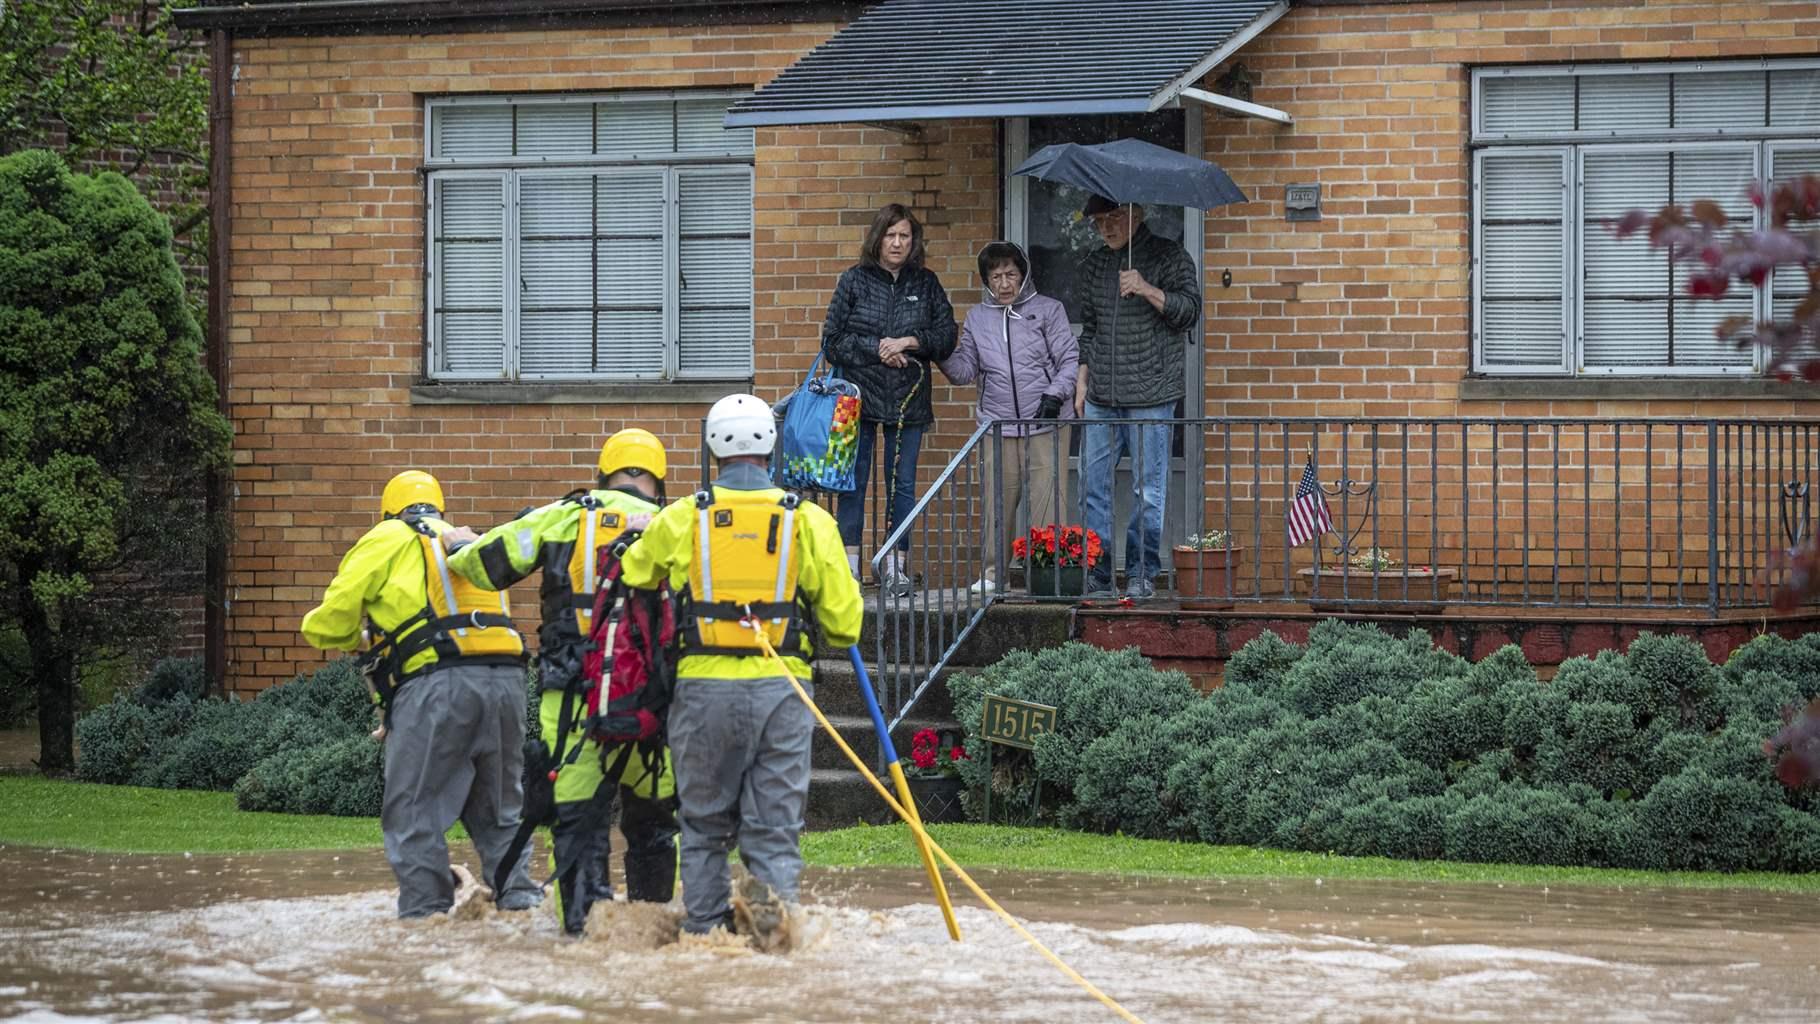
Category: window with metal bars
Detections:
[
  {"x1": 425, "y1": 93, "x2": 754, "y2": 382},
  {"x1": 1471, "y1": 61, "x2": 1820, "y2": 376}
]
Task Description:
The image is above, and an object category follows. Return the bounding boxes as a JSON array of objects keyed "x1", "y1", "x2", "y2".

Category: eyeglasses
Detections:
[{"x1": 987, "y1": 269, "x2": 1022, "y2": 283}]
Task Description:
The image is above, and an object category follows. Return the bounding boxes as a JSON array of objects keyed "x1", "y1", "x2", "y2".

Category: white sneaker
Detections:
[
  {"x1": 968, "y1": 576, "x2": 997, "y2": 594},
  {"x1": 882, "y1": 553, "x2": 913, "y2": 597}
]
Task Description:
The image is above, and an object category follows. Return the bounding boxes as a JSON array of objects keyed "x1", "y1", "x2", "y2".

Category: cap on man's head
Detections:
[{"x1": 1083, "y1": 194, "x2": 1121, "y2": 217}]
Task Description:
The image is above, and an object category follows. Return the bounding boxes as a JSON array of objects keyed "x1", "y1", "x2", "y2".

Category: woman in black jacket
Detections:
[{"x1": 820, "y1": 203, "x2": 956, "y2": 595}]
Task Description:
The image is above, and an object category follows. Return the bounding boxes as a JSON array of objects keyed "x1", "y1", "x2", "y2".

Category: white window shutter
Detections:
[
  {"x1": 596, "y1": 170, "x2": 668, "y2": 378},
  {"x1": 1668, "y1": 149, "x2": 1757, "y2": 369},
  {"x1": 432, "y1": 105, "x2": 512, "y2": 160},
  {"x1": 598, "y1": 101, "x2": 675, "y2": 160},
  {"x1": 1581, "y1": 150, "x2": 1669, "y2": 369},
  {"x1": 677, "y1": 166, "x2": 755, "y2": 378},
  {"x1": 1770, "y1": 69, "x2": 1820, "y2": 129},
  {"x1": 1475, "y1": 149, "x2": 1569, "y2": 372},
  {"x1": 431, "y1": 176, "x2": 506, "y2": 378},
  {"x1": 427, "y1": 93, "x2": 754, "y2": 382},
  {"x1": 1478, "y1": 75, "x2": 1574, "y2": 137},
  {"x1": 514, "y1": 103, "x2": 594, "y2": 159},
  {"x1": 1769, "y1": 146, "x2": 1820, "y2": 347},
  {"x1": 1582, "y1": 147, "x2": 1756, "y2": 370},
  {"x1": 517, "y1": 175, "x2": 595, "y2": 375},
  {"x1": 1674, "y1": 71, "x2": 1767, "y2": 131},
  {"x1": 677, "y1": 98, "x2": 753, "y2": 156},
  {"x1": 1579, "y1": 74, "x2": 1669, "y2": 135}
]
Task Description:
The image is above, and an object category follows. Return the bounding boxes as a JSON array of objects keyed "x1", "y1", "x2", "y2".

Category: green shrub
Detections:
[
  {"x1": 1272, "y1": 621, "x2": 1466, "y2": 717},
  {"x1": 950, "y1": 643, "x2": 1199, "y2": 816},
  {"x1": 948, "y1": 627, "x2": 1820, "y2": 873},
  {"x1": 134, "y1": 656, "x2": 207, "y2": 706},
  {"x1": 1443, "y1": 787, "x2": 1595, "y2": 866},
  {"x1": 1721, "y1": 633, "x2": 1820, "y2": 697},
  {"x1": 1220, "y1": 629, "x2": 1302, "y2": 691},
  {"x1": 74, "y1": 657, "x2": 385, "y2": 817},
  {"x1": 1637, "y1": 765, "x2": 1782, "y2": 871},
  {"x1": 234, "y1": 735, "x2": 384, "y2": 817}
]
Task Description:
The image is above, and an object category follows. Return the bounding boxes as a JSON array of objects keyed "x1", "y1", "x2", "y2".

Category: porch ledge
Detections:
[
  {"x1": 1458, "y1": 376, "x2": 1820, "y2": 402},
  {"x1": 409, "y1": 380, "x2": 750, "y2": 406}
]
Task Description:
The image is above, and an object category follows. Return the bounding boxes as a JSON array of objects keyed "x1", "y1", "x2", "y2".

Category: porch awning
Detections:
[{"x1": 724, "y1": 0, "x2": 1288, "y2": 128}]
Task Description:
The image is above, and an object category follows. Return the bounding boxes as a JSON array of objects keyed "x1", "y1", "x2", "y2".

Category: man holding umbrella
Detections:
[{"x1": 1075, "y1": 194, "x2": 1200, "y2": 600}]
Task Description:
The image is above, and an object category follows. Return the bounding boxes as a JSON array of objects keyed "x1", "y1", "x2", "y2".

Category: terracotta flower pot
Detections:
[
  {"x1": 1172, "y1": 545, "x2": 1242, "y2": 610},
  {"x1": 1298, "y1": 566, "x2": 1458, "y2": 614}
]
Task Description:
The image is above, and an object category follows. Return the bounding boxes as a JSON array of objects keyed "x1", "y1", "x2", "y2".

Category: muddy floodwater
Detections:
[{"x1": 0, "y1": 843, "x2": 1816, "y2": 1023}]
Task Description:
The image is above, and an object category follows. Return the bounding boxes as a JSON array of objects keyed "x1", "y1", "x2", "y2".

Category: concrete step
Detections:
[
  {"x1": 810, "y1": 713, "x2": 959, "y2": 772},
  {"x1": 857, "y1": 597, "x2": 1071, "y2": 669},
  {"x1": 805, "y1": 768, "x2": 894, "y2": 830},
  {"x1": 808, "y1": 657, "x2": 956, "y2": 722}
]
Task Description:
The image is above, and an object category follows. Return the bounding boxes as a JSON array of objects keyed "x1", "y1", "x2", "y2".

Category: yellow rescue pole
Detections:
[
  {"x1": 845, "y1": 646, "x2": 961, "y2": 940},
  {"x1": 747, "y1": 620, "x2": 1147, "y2": 1024}
]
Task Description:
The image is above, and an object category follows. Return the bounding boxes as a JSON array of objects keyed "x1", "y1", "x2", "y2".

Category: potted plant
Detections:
[
  {"x1": 1298, "y1": 547, "x2": 1458, "y2": 613},
  {"x1": 1173, "y1": 529, "x2": 1242, "y2": 610},
  {"x1": 1012, "y1": 524, "x2": 1103, "y2": 598},
  {"x1": 904, "y1": 728, "x2": 969, "y2": 824}
]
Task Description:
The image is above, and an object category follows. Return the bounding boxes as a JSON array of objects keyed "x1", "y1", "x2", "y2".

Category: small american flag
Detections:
[{"x1": 1286, "y1": 453, "x2": 1333, "y2": 548}]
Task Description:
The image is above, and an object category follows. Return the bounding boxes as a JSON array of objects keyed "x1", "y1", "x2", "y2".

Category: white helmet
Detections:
[{"x1": 704, "y1": 393, "x2": 776, "y2": 458}]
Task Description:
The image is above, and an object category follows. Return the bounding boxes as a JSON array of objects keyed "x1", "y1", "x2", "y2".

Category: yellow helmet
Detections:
[
  {"x1": 597, "y1": 428, "x2": 668, "y2": 481},
  {"x1": 381, "y1": 470, "x2": 445, "y2": 517}
]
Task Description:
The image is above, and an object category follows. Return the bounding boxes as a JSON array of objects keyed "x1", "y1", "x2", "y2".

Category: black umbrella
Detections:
[{"x1": 1012, "y1": 137, "x2": 1247, "y2": 213}]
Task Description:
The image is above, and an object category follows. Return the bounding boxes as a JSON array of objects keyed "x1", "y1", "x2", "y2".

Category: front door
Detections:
[{"x1": 1004, "y1": 111, "x2": 1207, "y2": 572}]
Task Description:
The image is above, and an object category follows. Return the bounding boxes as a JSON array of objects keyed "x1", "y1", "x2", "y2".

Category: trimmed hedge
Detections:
[
  {"x1": 77, "y1": 658, "x2": 542, "y2": 818},
  {"x1": 76, "y1": 658, "x2": 387, "y2": 816},
  {"x1": 951, "y1": 624, "x2": 1820, "y2": 873}
]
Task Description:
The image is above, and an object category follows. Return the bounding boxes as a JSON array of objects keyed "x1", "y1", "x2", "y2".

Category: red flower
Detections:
[
  {"x1": 948, "y1": 745, "x2": 968, "y2": 762},
  {"x1": 911, "y1": 747, "x2": 938, "y2": 770}
]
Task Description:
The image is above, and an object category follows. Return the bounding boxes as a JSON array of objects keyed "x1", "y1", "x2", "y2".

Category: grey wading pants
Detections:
[
  {"x1": 669, "y1": 675, "x2": 813, "y2": 935},
  {"x1": 383, "y1": 661, "x2": 541, "y2": 918}
]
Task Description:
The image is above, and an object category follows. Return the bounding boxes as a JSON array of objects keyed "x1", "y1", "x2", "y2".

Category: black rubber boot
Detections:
[{"x1": 621, "y1": 792, "x2": 680, "y2": 903}]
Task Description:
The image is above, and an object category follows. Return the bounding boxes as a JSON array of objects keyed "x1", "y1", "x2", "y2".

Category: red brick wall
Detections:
[
  {"x1": 225, "y1": 1, "x2": 1820, "y2": 692},
  {"x1": 224, "y1": 17, "x2": 1003, "y2": 692},
  {"x1": 1201, "y1": 0, "x2": 1820, "y2": 422}
]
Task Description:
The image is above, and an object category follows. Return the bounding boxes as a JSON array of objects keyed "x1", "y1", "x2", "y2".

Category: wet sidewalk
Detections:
[{"x1": 1, "y1": 843, "x2": 1816, "y2": 1023}]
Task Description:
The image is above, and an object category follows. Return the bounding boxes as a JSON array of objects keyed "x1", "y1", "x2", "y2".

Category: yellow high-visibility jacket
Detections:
[
  {"x1": 620, "y1": 479, "x2": 861, "y2": 681},
  {"x1": 446, "y1": 487, "x2": 659, "y2": 689},
  {"x1": 301, "y1": 515, "x2": 521, "y2": 678}
]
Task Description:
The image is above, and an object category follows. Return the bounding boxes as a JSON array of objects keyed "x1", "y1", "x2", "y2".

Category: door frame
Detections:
[{"x1": 1001, "y1": 112, "x2": 1209, "y2": 553}]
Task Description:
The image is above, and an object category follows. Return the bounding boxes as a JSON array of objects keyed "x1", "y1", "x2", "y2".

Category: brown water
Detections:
[{"x1": 0, "y1": 843, "x2": 1816, "y2": 1023}]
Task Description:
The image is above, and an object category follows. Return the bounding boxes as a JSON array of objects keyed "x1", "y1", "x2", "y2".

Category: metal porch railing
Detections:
[{"x1": 864, "y1": 416, "x2": 1820, "y2": 731}]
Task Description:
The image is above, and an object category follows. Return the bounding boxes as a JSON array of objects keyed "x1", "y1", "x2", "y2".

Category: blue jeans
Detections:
[
  {"x1": 836, "y1": 422, "x2": 924, "y2": 552},
  {"x1": 1080, "y1": 401, "x2": 1172, "y2": 585}
]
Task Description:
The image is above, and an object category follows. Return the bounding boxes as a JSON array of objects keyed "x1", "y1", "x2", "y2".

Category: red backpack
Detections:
[{"x1": 578, "y1": 532, "x2": 675, "y2": 748}]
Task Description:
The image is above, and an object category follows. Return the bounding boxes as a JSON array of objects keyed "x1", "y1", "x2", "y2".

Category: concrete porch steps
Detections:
[{"x1": 803, "y1": 599, "x2": 1071, "y2": 830}]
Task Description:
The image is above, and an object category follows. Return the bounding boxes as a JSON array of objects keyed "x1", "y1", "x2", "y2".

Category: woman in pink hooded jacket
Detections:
[{"x1": 939, "y1": 241, "x2": 1078, "y2": 594}]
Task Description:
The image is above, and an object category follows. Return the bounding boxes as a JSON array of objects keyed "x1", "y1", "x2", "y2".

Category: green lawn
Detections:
[
  {"x1": 802, "y1": 822, "x2": 1820, "y2": 894},
  {"x1": 6, "y1": 776, "x2": 1817, "y2": 894},
  {"x1": 0, "y1": 776, "x2": 386, "y2": 853}
]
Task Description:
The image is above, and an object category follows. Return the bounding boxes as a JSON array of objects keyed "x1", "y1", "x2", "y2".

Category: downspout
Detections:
[{"x1": 204, "y1": 29, "x2": 234, "y2": 696}]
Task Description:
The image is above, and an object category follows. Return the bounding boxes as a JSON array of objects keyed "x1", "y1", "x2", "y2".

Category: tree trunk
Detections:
[{"x1": 21, "y1": 597, "x2": 76, "y2": 776}]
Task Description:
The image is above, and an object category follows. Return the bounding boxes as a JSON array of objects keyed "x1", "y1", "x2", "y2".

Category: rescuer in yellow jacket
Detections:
[
  {"x1": 446, "y1": 429, "x2": 678, "y2": 935},
  {"x1": 300, "y1": 470, "x2": 541, "y2": 918},
  {"x1": 620, "y1": 395, "x2": 862, "y2": 938}
]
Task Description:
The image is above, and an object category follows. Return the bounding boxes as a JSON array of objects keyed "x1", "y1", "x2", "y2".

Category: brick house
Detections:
[{"x1": 171, "y1": 0, "x2": 1820, "y2": 694}]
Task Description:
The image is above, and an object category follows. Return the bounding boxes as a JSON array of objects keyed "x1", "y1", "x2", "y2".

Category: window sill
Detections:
[
  {"x1": 1459, "y1": 376, "x2": 1820, "y2": 402},
  {"x1": 410, "y1": 379, "x2": 751, "y2": 406}
]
